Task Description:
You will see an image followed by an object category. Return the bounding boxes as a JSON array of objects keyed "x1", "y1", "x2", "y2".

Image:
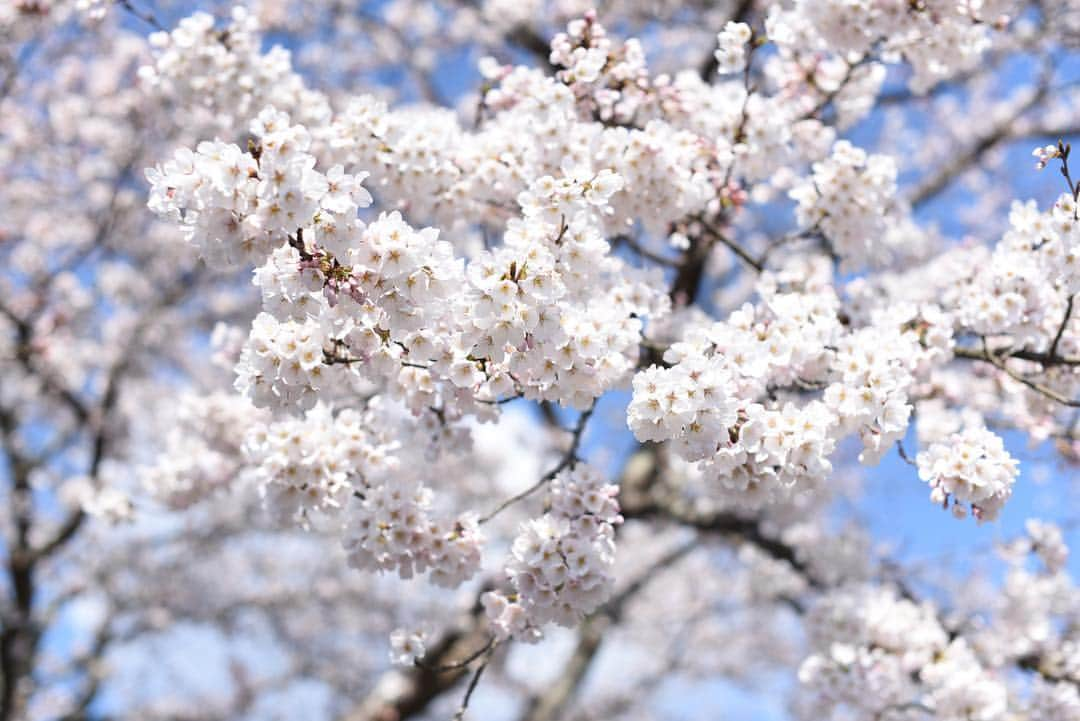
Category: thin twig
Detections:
[
  {"x1": 115, "y1": 0, "x2": 166, "y2": 31},
  {"x1": 479, "y1": 404, "x2": 595, "y2": 524},
  {"x1": 613, "y1": 234, "x2": 681, "y2": 268},
  {"x1": 953, "y1": 344, "x2": 1080, "y2": 367},
  {"x1": 1049, "y1": 293, "x2": 1075, "y2": 361},
  {"x1": 418, "y1": 636, "x2": 496, "y2": 673},
  {"x1": 451, "y1": 650, "x2": 493, "y2": 720},
  {"x1": 1056, "y1": 139, "x2": 1080, "y2": 220},
  {"x1": 697, "y1": 217, "x2": 764, "y2": 272},
  {"x1": 966, "y1": 337, "x2": 1080, "y2": 408},
  {"x1": 896, "y1": 441, "x2": 918, "y2": 467}
]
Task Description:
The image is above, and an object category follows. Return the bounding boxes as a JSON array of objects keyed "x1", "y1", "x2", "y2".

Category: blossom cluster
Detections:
[
  {"x1": 389, "y1": 627, "x2": 427, "y2": 667},
  {"x1": 714, "y1": 21, "x2": 753, "y2": 75},
  {"x1": 139, "y1": 7, "x2": 331, "y2": 133},
  {"x1": 823, "y1": 321, "x2": 926, "y2": 465},
  {"x1": 142, "y1": 392, "x2": 264, "y2": 509},
  {"x1": 146, "y1": 106, "x2": 369, "y2": 268},
  {"x1": 630, "y1": 287, "x2": 949, "y2": 508},
  {"x1": 767, "y1": 0, "x2": 1012, "y2": 94},
  {"x1": 961, "y1": 194, "x2": 1080, "y2": 339},
  {"x1": 790, "y1": 141, "x2": 900, "y2": 269},
  {"x1": 798, "y1": 585, "x2": 1007, "y2": 721},
  {"x1": 344, "y1": 480, "x2": 485, "y2": 588},
  {"x1": 548, "y1": 11, "x2": 650, "y2": 125},
  {"x1": 241, "y1": 401, "x2": 485, "y2": 585},
  {"x1": 242, "y1": 404, "x2": 392, "y2": 523},
  {"x1": 483, "y1": 464, "x2": 622, "y2": 642},
  {"x1": 330, "y1": 65, "x2": 715, "y2": 237},
  {"x1": 452, "y1": 170, "x2": 667, "y2": 409},
  {"x1": 795, "y1": 521, "x2": 1079, "y2": 721},
  {"x1": 916, "y1": 424, "x2": 1018, "y2": 521}
]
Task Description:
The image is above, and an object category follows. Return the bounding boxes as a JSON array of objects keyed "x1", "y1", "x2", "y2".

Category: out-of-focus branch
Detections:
[
  {"x1": 697, "y1": 216, "x2": 764, "y2": 272},
  {"x1": 517, "y1": 540, "x2": 698, "y2": 721},
  {"x1": 337, "y1": 593, "x2": 493, "y2": 721},
  {"x1": 909, "y1": 62, "x2": 1056, "y2": 209},
  {"x1": 953, "y1": 344, "x2": 1080, "y2": 367},
  {"x1": 623, "y1": 501, "x2": 820, "y2": 593},
  {"x1": 115, "y1": 0, "x2": 166, "y2": 32},
  {"x1": 0, "y1": 267, "x2": 201, "y2": 720}
]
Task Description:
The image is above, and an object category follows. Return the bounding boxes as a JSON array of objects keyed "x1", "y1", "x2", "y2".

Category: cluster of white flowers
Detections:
[
  {"x1": 252, "y1": 209, "x2": 472, "y2": 415},
  {"x1": 234, "y1": 312, "x2": 334, "y2": 412},
  {"x1": 960, "y1": 231, "x2": 1060, "y2": 344},
  {"x1": 823, "y1": 323, "x2": 922, "y2": 465},
  {"x1": 626, "y1": 361, "x2": 739, "y2": 450},
  {"x1": 318, "y1": 7, "x2": 935, "y2": 253},
  {"x1": 669, "y1": 72, "x2": 818, "y2": 184},
  {"x1": 239, "y1": 400, "x2": 485, "y2": 584},
  {"x1": 330, "y1": 71, "x2": 717, "y2": 238},
  {"x1": 916, "y1": 425, "x2": 1018, "y2": 521},
  {"x1": 799, "y1": 584, "x2": 1010, "y2": 721},
  {"x1": 962, "y1": 194, "x2": 1080, "y2": 336},
  {"x1": 242, "y1": 404, "x2": 396, "y2": 523},
  {"x1": 142, "y1": 392, "x2": 264, "y2": 509},
  {"x1": 453, "y1": 170, "x2": 666, "y2": 409},
  {"x1": 928, "y1": 190, "x2": 1080, "y2": 450},
  {"x1": 714, "y1": 21, "x2": 752, "y2": 75},
  {"x1": 1022, "y1": 518, "x2": 1070, "y2": 573},
  {"x1": 548, "y1": 11, "x2": 650, "y2": 125},
  {"x1": 139, "y1": 7, "x2": 330, "y2": 132},
  {"x1": 594, "y1": 121, "x2": 715, "y2": 235},
  {"x1": 798, "y1": 585, "x2": 948, "y2": 718},
  {"x1": 330, "y1": 95, "x2": 471, "y2": 226},
  {"x1": 211, "y1": 157, "x2": 667, "y2": 417},
  {"x1": 482, "y1": 464, "x2": 621, "y2": 642},
  {"x1": 630, "y1": 287, "x2": 961, "y2": 508},
  {"x1": 920, "y1": 640, "x2": 1009, "y2": 721},
  {"x1": 1035, "y1": 197, "x2": 1080, "y2": 296},
  {"x1": 844, "y1": 200, "x2": 1080, "y2": 452},
  {"x1": 767, "y1": 0, "x2": 1011, "y2": 94},
  {"x1": 630, "y1": 289, "x2": 841, "y2": 506},
  {"x1": 147, "y1": 106, "x2": 367, "y2": 267},
  {"x1": 790, "y1": 141, "x2": 899, "y2": 268},
  {"x1": 710, "y1": 401, "x2": 839, "y2": 506},
  {"x1": 986, "y1": 522, "x2": 1079, "y2": 677},
  {"x1": 149, "y1": 108, "x2": 494, "y2": 415},
  {"x1": 60, "y1": 477, "x2": 134, "y2": 524},
  {"x1": 1029, "y1": 679, "x2": 1080, "y2": 721},
  {"x1": 344, "y1": 478, "x2": 484, "y2": 587},
  {"x1": 1033, "y1": 144, "x2": 1063, "y2": 170}
]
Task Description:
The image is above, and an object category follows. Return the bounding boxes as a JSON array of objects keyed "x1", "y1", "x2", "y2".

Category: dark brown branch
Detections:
[
  {"x1": 451, "y1": 649, "x2": 492, "y2": 720},
  {"x1": 954, "y1": 342, "x2": 1080, "y2": 407},
  {"x1": 116, "y1": 0, "x2": 166, "y2": 32},
  {"x1": 517, "y1": 540, "x2": 698, "y2": 721},
  {"x1": 1049, "y1": 294, "x2": 1076, "y2": 361},
  {"x1": 953, "y1": 344, "x2": 1080, "y2": 367}
]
